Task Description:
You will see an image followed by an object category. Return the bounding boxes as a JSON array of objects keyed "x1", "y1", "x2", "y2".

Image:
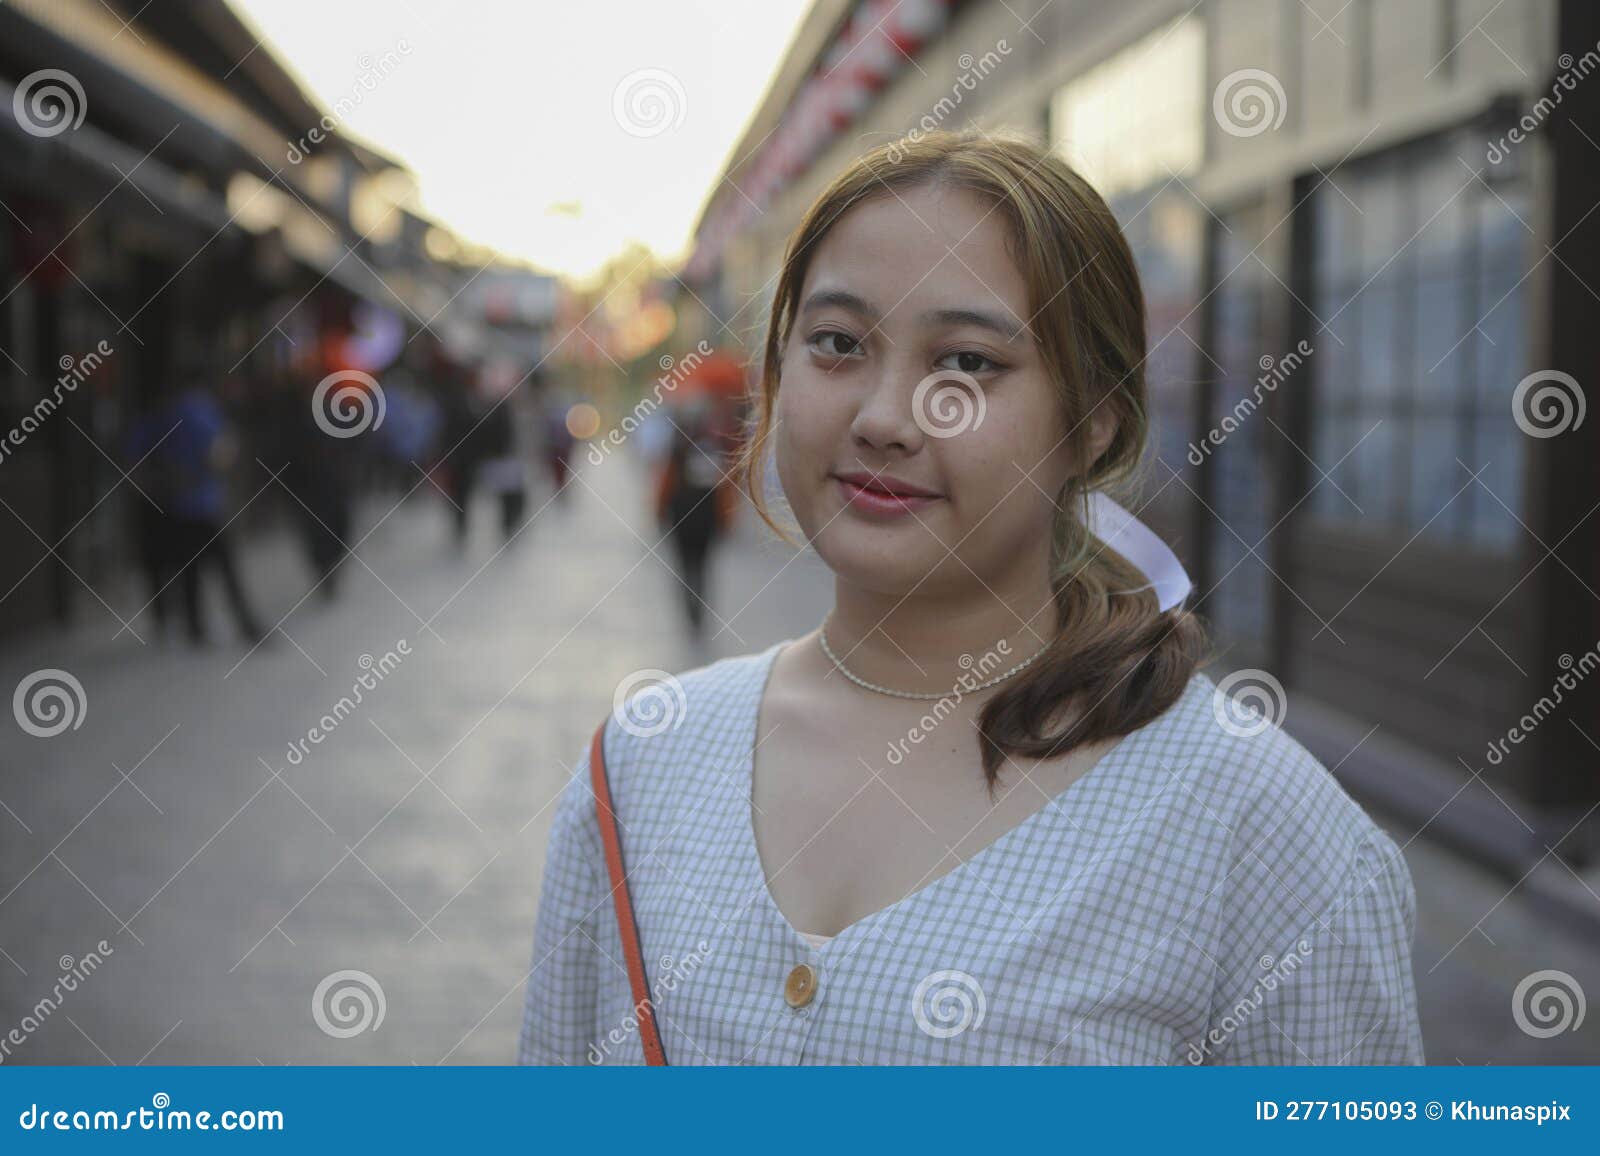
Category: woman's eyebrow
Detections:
[
  {"x1": 798, "y1": 288, "x2": 879, "y2": 319},
  {"x1": 921, "y1": 307, "x2": 1027, "y2": 342}
]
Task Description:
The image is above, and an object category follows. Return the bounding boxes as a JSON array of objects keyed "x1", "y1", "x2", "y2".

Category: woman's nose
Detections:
[{"x1": 848, "y1": 367, "x2": 925, "y2": 454}]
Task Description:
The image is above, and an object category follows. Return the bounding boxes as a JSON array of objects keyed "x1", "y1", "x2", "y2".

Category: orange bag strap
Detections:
[{"x1": 588, "y1": 720, "x2": 668, "y2": 1066}]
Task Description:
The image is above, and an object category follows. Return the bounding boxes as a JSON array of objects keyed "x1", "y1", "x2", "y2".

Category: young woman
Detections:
[{"x1": 518, "y1": 131, "x2": 1424, "y2": 1066}]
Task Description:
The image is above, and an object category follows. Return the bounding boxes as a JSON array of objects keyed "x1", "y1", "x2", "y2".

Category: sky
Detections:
[{"x1": 230, "y1": 0, "x2": 813, "y2": 281}]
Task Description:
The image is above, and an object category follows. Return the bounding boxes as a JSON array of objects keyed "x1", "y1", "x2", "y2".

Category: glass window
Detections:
[
  {"x1": 1408, "y1": 415, "x2": 1460, "y2": 539},
  {"x1": 1313, "y1": 413, "x2": 1358, "y2": 517},
  {"x1": 1413, "y1": 269, "x2": 1469, "y2": 399},
  {"x1": 1048, "y1": 16, "x2": 1203, "y2": 202},
  {"x1": 1307, "y1": 126, "x2": 1529, "y2": 551},
  {"x1": 1200, "y1": 201, "x2": 1276, "y2": 645},
  {"x1": 1471, "y1": 415, "x2": 1522, "y2": 550},
  {"x1": 1352, "y1": 416, "x2": 1398, "y2": 523},
  {"x1": 1104, "y1": 184, "x2": 1204, "y2": 505}
]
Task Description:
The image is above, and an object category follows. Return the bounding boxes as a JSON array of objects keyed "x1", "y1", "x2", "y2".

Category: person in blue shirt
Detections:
[{"x1": 124, "y1": 361, "x2": 265, "y2": 646}]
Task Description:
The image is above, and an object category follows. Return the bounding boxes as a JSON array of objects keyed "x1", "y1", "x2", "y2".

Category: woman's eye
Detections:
[
  {"x1": 936, "y1": 350, "x2": 1001, "y2": 375},
  {"x1": 808, "y1": 330, "x2": 862, "y2": 358}
]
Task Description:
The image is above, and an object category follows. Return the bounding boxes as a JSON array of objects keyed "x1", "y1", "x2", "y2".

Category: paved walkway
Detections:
[{"x1": 0, "y1": 450, "x2": 1592, "y2": 1063}]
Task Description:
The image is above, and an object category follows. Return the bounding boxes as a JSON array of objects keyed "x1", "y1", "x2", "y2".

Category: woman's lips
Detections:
[{"x1": 834, "y1": 476, "x2": 943, "y2": 519}]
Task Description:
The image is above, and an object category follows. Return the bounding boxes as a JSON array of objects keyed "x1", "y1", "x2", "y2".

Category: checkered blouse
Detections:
[{"x1": 517, "y1": 638, "x2": 1425, "y2": 1065}]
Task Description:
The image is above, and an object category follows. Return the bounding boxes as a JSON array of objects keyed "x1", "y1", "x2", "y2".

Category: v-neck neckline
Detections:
[{"x1": 734, "y1": 635, "x2": 1193, "y2": 954}]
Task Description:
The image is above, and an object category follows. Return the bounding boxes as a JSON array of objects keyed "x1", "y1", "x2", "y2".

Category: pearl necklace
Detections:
[{"x1": 816, "y1": 618, "x2": 1047, "y2": 700}]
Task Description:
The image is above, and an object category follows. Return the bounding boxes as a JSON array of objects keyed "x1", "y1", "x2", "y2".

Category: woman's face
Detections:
[{"x1": 775, "y1": 182, "x2": 1112, "y2": 598}]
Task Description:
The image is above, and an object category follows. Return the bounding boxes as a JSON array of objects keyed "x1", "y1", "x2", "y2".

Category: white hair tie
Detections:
[{"x1": 1082, "y1": 491, "x2": 1193, "y2": 613}]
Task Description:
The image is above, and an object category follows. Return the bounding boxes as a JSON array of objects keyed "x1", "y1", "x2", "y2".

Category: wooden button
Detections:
[{"x1": 784, "y1": 962, "x2": 818, "y2": 1008}]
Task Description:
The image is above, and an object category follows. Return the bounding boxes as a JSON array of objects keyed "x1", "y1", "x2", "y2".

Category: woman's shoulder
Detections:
[
  {"x1": 1143, "y1": 668, "x2": 1401, "y2": 879},
  {"x1": 1147, "y1": 672, "x2": 1421, "y2": 1017},
  {"x1": 594, "y1": 638, "x2": 789, "y2": 799}
]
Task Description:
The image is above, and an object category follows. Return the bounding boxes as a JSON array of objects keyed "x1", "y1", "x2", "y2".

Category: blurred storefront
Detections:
[
  {"x1": 0, "y1": 0, "x2": 556, "y2": 640},
  {"x1": 685, "y1": 0, "x2": 1600, "y2": 872}
]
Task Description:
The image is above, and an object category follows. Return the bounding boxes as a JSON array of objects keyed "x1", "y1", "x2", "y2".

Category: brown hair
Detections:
[{"x1": 733, "y1": 130, "x2": 1210, "y2": 790}]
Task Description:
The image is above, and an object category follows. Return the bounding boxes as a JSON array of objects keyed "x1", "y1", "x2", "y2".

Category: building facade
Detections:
[
  {"x1": 0, "y1": 0, "x2": 539, "y2": 640},
  {"x1": 686, "y1": 0, "x2": 1600, "y2": 871}
]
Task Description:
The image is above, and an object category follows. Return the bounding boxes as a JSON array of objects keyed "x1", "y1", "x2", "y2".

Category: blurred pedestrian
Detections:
[
  {"x1": 122, "y1": 395, "x2": 180, "y2": 637},
  {"x1": 540, "y1": 394, "x2": 577, "y2": 501},
  {"x1": 126, "y1": 356, "x2": 264, "y2": 646},
  {"x1": 441, "y1": 372, "x2": 528, "y2": 546},
  {"x1": 476, "y1": 386, "x2": 533, "y2": 542},
  {"x1": 653, "y1": 399, "x2": 733, "y2": 635},
  {"x1": 272, "y1": 374, "x2": 356, "y2": 600}
]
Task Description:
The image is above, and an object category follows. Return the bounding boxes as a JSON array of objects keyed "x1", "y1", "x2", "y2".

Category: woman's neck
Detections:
[{"x1": 822, "y1": 578, "x2": 1057, "y2": 698}]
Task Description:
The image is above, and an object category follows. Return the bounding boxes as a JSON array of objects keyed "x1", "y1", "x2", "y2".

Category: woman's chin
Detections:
[{"x1": 810, "y1": 526, "x2": 950, "y2": 595}]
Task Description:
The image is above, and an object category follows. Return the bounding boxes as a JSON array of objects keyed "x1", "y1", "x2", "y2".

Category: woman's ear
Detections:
[{"x1": 1086, "y1": 402, "x2": 1119, "y2": 471}]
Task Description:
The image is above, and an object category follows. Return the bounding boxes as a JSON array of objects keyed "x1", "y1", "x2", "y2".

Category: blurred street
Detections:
[
  {"x1": 0, "y1": 450, "x2": 1593, "y2": 1064},
  {"x1": 0, "y1": 451, "x2": 824, "y2": 1064}
]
